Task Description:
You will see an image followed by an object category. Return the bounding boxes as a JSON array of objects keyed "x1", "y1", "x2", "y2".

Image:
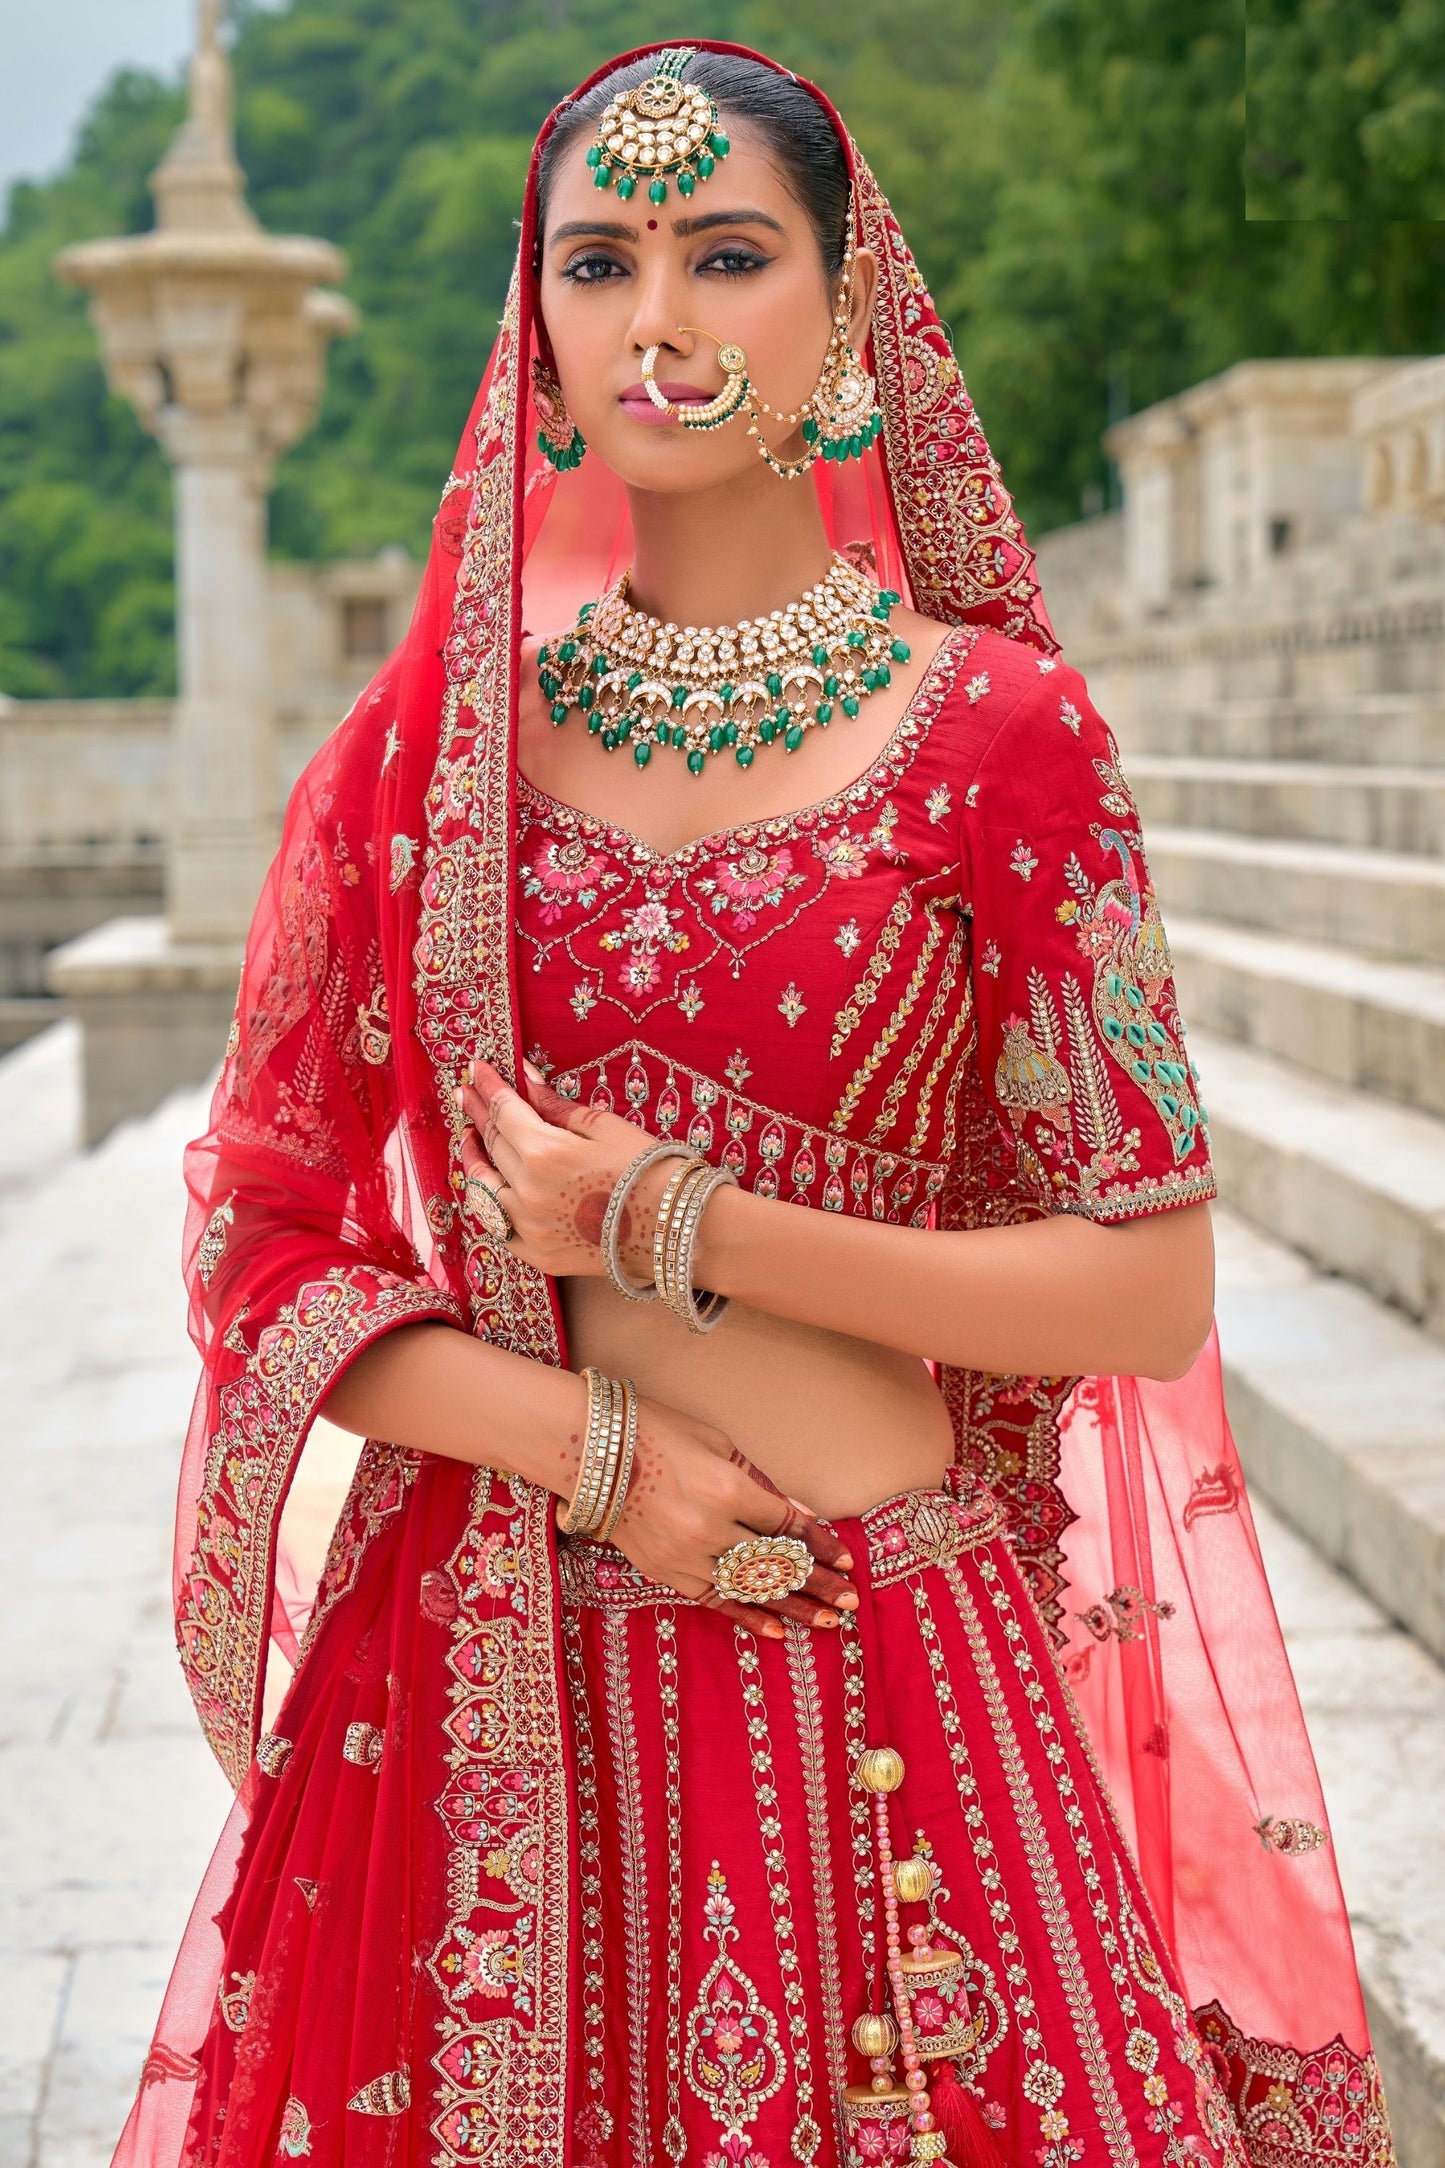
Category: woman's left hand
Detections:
[{"x1": 455, "y1": 1056, "x2": 674, "y2": 1279}]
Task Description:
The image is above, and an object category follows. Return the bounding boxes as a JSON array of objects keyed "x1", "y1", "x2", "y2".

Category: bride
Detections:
[{"x1": 115, "y1": 39, "x2": 1391, "y2": 2168}]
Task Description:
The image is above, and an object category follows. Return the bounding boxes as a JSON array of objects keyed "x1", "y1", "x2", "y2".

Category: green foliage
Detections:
[
  {"x1": 1247, "y1": 0, "x2": 1445, "y2": 218},
  {"x1": 1, "y1": 0, "x2": 1443, "y2": 691}
]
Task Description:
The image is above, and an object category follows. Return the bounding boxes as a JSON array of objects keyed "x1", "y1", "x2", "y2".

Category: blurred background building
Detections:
[{"x1": 3, "y1": 1, "x2": 1445, "y2": 2164}]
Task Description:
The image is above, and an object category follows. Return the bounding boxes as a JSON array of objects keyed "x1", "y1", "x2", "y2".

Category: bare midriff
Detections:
[{"x1": 558, "y1": 1275, "x2": 955, "y2": 1521}]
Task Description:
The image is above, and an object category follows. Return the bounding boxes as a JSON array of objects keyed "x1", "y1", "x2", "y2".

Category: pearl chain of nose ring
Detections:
[{"x1": 639, "y1": 327, "x2": 750, "y2": 428}]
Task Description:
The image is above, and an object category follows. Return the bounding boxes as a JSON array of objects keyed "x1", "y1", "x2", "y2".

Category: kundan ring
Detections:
[
  {"x1": 464, "y1": 1172, "x2": 514, "y2": 1244},
  {"x1": 710, "y1": 1533, "x2": 813, "y2": 1605}
]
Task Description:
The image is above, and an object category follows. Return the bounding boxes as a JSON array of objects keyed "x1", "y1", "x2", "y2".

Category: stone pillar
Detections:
[
  {"x1": 167, "y1": 424, "x2": 276, "y2": 941},
  {"x1": 47, "y1": 0, "x2": 355, "y2": 1142}
]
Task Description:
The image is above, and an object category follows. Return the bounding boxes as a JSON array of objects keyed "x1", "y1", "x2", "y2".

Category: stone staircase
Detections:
[{"x1": 1102, "y1": 648, "x2": 1445, "y2": 2163}]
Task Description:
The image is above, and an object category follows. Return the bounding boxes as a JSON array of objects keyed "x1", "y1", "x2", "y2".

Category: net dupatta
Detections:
[{"x1": 163, "y1": 35, "x2": 1386, "y2": 2167}]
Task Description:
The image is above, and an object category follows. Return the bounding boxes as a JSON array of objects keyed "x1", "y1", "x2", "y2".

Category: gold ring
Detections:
[{"x1": 710, "y1": 1533, "x2": 812, "y2": 1605}]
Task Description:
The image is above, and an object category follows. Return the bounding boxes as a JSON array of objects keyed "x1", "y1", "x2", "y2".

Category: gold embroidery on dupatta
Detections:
[
  {"x1": 854, "y1": 151, "x2": 1055, "y2": 650},
  {"x1": 413, "y1": 263, "x2": 572, "y2": 2163},
  {"x1": 178, "y1": 1268, "x2": 458, "y2": 1788}
]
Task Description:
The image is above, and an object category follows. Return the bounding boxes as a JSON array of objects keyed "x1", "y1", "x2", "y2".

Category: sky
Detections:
[{"x1": 0, "y1": 1, "x2": 249, "y2": 203}]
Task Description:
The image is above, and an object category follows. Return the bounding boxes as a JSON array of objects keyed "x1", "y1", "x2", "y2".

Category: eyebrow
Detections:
[{"x1": 547, "y1": 207, "x2": 786, "y2": 248}]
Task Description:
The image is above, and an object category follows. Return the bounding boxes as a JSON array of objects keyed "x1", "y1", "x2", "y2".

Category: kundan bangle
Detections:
[
  {"x1": 593, "y1": 1375, "x2": 638, "y2": 1544},
  {"x1": 601, "y1": 1141, "x2": 702, "y2": 1300},
  {"x1": 561, "y1": 1365, "x2": 628, "y2": 1537},
  {"x1": 655, "y1": 1160, "x2": 738, "y2": 1333}
]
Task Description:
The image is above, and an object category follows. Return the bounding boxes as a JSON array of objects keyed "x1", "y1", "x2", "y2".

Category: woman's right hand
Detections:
[{"x1": 566, "y1": 1393, "x2": 859, "y2": 1640}]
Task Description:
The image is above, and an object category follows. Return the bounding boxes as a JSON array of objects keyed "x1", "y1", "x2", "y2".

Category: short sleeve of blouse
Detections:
[{"x1": 957, "y1": 656, "x2": 1217, "y2": 1223}]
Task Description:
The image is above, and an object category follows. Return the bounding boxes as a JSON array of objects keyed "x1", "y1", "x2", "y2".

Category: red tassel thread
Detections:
[{"x1": 927, "y1": 2058, "x2": 1006, "y2": 2168}]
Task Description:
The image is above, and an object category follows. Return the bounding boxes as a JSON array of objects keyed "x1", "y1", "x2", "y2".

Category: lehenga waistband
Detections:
[{"x1": 556, "y1": 1474, "x2": 1008, "y2": 1609}]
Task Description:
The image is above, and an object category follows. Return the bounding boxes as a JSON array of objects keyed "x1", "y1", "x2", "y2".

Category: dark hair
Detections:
[{"x1": 536, "y1": 51, "x2": 849, "y2": 282}]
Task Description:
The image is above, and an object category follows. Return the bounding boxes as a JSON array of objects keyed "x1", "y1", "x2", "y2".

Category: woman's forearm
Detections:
[
  {"x1": 320, "y1": 1322, "x2": 588, "y2": 1498},
  {"x1": 690, "y1": 1190, "x2": 1216, "y2": 1380}
]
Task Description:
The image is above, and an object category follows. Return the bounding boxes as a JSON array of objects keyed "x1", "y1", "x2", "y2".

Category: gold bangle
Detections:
[
  {"x1": 662, "y1": 1164, "x2": 737, "y2": 1333},
  {"x1": 561, "y1": 1367, "x2": 621, "y2": 1536},
  {"x1": 652, "y1": 1153, "x2": 707, "y2": 1299},
  {"x1": 662, "y1": 1162, "x2": 719, "y2": 1309},
  {"x1": 594, "y1": 1376, "x2": 638, "y2": 1544},
  {"x1": 656, "y1": 1158, "x2": 713, "y2": 1315}
]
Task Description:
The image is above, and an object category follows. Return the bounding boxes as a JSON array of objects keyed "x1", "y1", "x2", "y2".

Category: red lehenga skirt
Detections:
[{"x1": 171, "y1": 1446, "x2": 1253, "y2": 2168}]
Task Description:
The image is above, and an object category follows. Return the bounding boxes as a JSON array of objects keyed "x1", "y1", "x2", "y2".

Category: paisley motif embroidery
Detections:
[{"x1": 683, "y1": 1862, "x2": 787, "y2": 2148}]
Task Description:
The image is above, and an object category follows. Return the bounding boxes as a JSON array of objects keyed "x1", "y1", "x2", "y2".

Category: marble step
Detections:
[
  {"x1": 1190, "y1": 1027, "x2": 1445, "y2": 1339},
  {"x1": 1167, "y1": 913, "x2": 1445, "y2": 1119},
  {"x1": 1214, "y1": 1204, "x2": 1445, "y2": 1670},
  {"x1": 1147, "y1": 827, "x2": 1445, "y2": 966},
  {"x1": 1250, "y1": 1495, "x2": 1445, "y2": 2168},
  {"x1": 1131, "y1": 754, "x2": 1445, "y2": 855},
  {"x1": 1115, "y1": 693, "x2": 1445, "y2": 767},
  {"x1": 1216, "y1": 1207, "x2": 1445, "y2": 2161}
]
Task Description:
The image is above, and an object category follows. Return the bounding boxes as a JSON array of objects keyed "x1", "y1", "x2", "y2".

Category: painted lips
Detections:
[{"x1": 618, "y1": 380, "x2": 715, "y2": 425}]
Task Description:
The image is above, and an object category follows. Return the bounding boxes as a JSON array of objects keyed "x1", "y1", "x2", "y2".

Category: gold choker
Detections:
[{"x1": 536, "y1": 554, "x2": 910, "y2": 774}]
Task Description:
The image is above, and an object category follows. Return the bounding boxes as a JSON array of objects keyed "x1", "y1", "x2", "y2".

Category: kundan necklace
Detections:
[{"x1": 536, "y1": 553, "x2": 910, "y2": 774}]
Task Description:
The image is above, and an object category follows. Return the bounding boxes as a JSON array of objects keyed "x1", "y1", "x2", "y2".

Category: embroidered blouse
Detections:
[{"x1": 514, "y1": 625, "x2": 1217, "y2": 1231}]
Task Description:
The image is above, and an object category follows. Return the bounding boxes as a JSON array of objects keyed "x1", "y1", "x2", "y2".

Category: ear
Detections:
[{"x1": 847, "y1": 244, "x2": 879, "y2": 355}]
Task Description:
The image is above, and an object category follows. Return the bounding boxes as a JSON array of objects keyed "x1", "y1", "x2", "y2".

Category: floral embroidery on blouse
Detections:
[
  {"x1": 925, "y1": 783, "x2": 952, "y2": 824},
  {"x1": 520, "y1": 838, "x2": 620, "y2": 926},
  {"x1": 965, "y1": 672, "x2": 992, "y2": 704},
  {"x1": 778, "y1": 982, "x2": 807, "y2": 1028},
  {"x1": 695, "y1": 842, "x2": 808, "y2": 933},
  {"x1": 1010, "y1": 840, "x2": 1039, "y2": 881},
  {"x1": 598, "y1": 897, "x2": 691, "y2": 996}
]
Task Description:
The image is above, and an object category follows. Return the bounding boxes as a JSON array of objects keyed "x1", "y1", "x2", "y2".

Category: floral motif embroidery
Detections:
[
  {"x1": 679, "y1": 982, "x2": 706, "y2": 1021},
  {"x1": 1010, "y1": 840, "x2": 1038, "y2": 881},
  {"x1": 347, "y1": 2070, "x2": 411, "y2": 2116},
  {"x1": 696, "y1": 843, "x2": 808, "y2": 932},
  {"x1": 520, "y1": 837, "x2": 619, "y2": 926},
  {"x1": 1059, "y1": 698, "x2": 1082, "y2": 735},
  {"x1": 1192, "y1": 2002, "x2": 1394, "y2": 2168},
  {"x1": 277, "y1": 2097, "x2": 313, "y2": 2158},
  {"x1": 725, "y1": 1048, "x2": 753, "y2": 1089},
  {"x1": 684, "y1": 1861, "x2": 786, "y2": 2152},
  {"x1": 965, "y1": 672, "x2": 992, "y2": 704},
  {"x1": 1037, "y1": 657, "x2": 1059, "y2": 672},
  {"x1": 1075, "y1": 1585, "x2": 1176, "y2": 1644},
  {"x1": 965, "y1": 782, "x2": 980, "y2": 808},
  {"x1": 1182, "y1": 1463, "x2": 1243, "y2": 1530},
  {"x1": 835, "y1": 919, "x2": 863, "y2": 957},
  {"x1": 571, "y1": 982, "x2": 598, "y2": 1021},
  {"x1": 389, "y1": 834, "x2": 419, "y2": 891},
  {"x1": 197, "y1": 1193, "x2": 236, "y2": 1288},
  {"x1": 381, "y1": 721, "x2": 401, "y2": 768},
  {"x1": 926, "y1": 783, "x2": 953, "y2": 823},
  {"x1": 980, "y1": 939, "x2": 1001, "y2": 977},
  {"x1": 778, "y1": 982, "x2": 807, "y2": 1028},
  {"x1": 1253, "y1": 1815, "x2": 1329, "y2": 1857},
  {"x1": 599, "y1": 897, "x2": 691, "y2": 995}
]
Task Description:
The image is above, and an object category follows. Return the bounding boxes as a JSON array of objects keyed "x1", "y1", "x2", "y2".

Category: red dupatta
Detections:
[{"x1": 169, "y1": 39, "x2": 1384, "y2": 2166}]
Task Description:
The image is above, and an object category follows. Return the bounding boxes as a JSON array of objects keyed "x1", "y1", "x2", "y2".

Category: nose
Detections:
[{"x1": 623, "y1": 264, "x2": 698, "y2": 369}]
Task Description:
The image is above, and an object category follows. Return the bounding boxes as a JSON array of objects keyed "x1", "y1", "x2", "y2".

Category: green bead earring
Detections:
[{"x1": 531, "y1": 357, "x2": 586, "y2": 474}]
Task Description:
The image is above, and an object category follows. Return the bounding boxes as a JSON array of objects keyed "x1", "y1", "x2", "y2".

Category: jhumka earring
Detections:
[
  {"x1": 531, "y1": 355, "x2": 586, "y2": 472},
  {"x1": 586, "y1": 47, "x2": 731, "y2": 204}
]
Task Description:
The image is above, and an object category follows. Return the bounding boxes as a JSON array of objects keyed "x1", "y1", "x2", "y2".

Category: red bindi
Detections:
[{"x1": 647, "y1": 218, "x2": 658, "y2": 230}]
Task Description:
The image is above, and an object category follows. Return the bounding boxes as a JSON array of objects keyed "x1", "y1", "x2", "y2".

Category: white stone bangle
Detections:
[{"x1": 600, "y1": 1141, "x2": 701, "y2": 1301}]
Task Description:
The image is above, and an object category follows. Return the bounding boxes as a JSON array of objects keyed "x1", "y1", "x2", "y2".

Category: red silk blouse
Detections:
[{"x1": 514, "y1": 625, "x2": 1217, "y2": 1231}]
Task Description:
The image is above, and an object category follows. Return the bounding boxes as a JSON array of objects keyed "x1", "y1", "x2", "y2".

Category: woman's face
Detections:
[{"x1": 537, "y1": 117, "x2": 876, "y2": 493}]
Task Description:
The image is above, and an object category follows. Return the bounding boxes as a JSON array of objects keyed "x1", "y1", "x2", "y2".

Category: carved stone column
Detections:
[{"x1": 48, "y1": 0, "x2": 355, "y2": 1139}]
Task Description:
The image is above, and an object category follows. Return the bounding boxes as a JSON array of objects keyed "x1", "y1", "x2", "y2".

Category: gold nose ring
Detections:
[{"x1": 640, "y1": 329, "x2": 750, "y2": 429}]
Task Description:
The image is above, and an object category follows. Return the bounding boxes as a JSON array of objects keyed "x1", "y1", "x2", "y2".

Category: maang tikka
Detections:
[
  {"x1": 586, "y1": 47, "x2": 731, "y2": 204},
  {"x1": 639, "y1": 198, "x2": 885, "y2": 478}
]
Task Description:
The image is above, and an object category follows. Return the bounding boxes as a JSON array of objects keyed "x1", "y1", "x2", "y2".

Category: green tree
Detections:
[
  {"x1": 2, "y1": 0, "x2": 1444, "y2": 694},
  {"x1": 1247, "y1": 0, "x2": 1445, "y2": 218}
]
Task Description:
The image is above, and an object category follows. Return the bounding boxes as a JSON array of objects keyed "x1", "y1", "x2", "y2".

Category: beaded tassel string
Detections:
[
  {"x1": 860, "y1": 1750, "x2": 951, "y2": 2162},
  {"x1": 537, "y1": 557, "x2": 910, "y2": 774}
]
